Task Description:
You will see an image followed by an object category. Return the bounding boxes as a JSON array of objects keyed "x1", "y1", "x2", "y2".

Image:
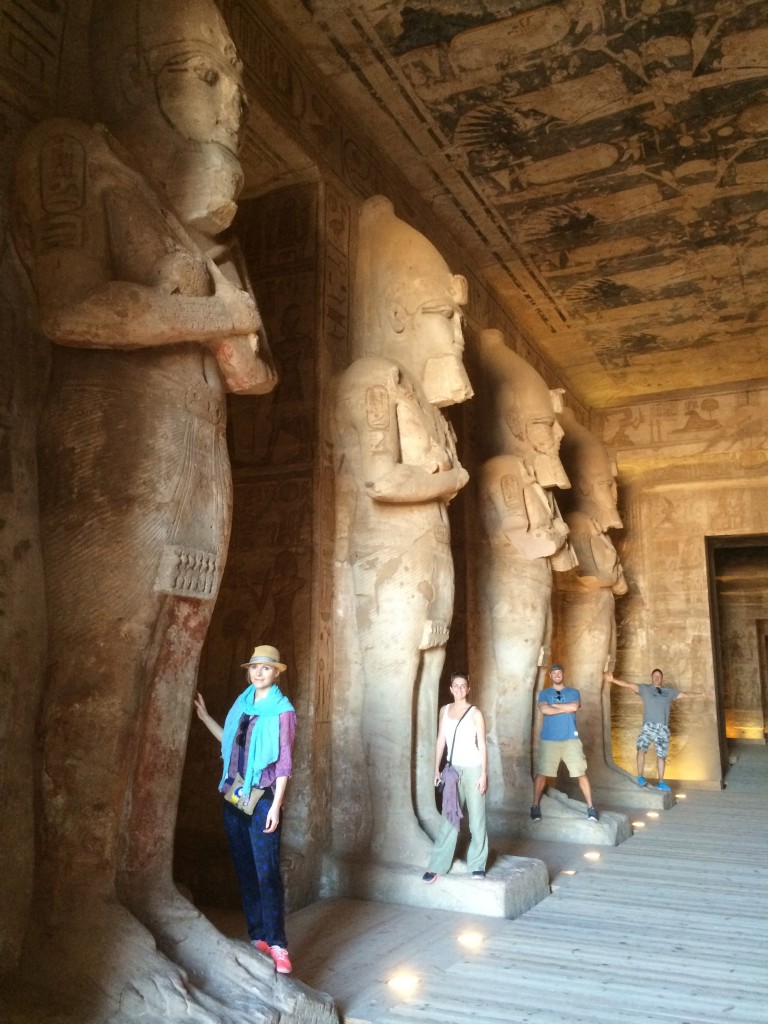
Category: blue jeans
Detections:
[{"x1": 222, "y1": 788, "x2": 287, "y2": 947}]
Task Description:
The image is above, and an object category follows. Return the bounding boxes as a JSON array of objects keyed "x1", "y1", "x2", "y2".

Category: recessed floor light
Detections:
[
  {"x1": 388, "y1": 972, "x2": 419, "y2": 997},
  {"x1": 457, "y1": 930, "x2": 484, "y2": 950}
]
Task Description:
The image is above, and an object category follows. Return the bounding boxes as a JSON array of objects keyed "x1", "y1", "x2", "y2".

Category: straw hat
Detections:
[{"x1": 241, "y1": 644, "x2": 286, "y2": 672}]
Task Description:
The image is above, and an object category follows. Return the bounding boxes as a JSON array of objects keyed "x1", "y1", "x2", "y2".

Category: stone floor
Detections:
[
  {"x1": 210, "y1": 744, "x2": 767, "y2": 1022},
  {"x1": 285, "y1": 744, "x2": 767, "y2": 1024}
]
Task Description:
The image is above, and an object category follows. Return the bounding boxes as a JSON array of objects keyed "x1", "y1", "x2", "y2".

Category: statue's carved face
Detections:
[
  {"x1": 154, "y1": 46, "x2": 248, "y2": 153},
  {"x1": 390, "y1": 273, "x2": 472, "y2": 407},
  {"x1": 503, "y1": 400, "x2": 568, "y2": 488},
  {"x1": 135, "y1": 38, "x2": 247, "y2": 232},
  {"x1": 526, "y1": 414, "x2": 564, "y2": 459},
  {"x1": 589, "y1": 472, "x2": 622, "y2": 529}
]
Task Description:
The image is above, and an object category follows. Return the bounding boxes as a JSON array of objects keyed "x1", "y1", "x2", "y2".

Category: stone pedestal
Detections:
[
  {"x1": 593, "y1": 782, "x2": 675, "y2": 811},
  {"x1": 488, "y1": 790, "x2": 632, "y2": 846},
  {"x1": 320, "y1": 853, "x2": 550, "y2": 919}
]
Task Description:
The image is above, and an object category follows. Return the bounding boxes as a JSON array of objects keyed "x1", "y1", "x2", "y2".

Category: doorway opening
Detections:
[{"x1": 706, "y1": 535, "x2": 768, "y2": 776}]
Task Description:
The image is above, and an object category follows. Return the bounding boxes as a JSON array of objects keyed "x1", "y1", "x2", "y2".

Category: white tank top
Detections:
[{"x1": 444, "y1": 708, "x2": 481, "y2": 768}]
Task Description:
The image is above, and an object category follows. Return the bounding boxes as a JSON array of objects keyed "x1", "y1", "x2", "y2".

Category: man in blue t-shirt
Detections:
[
  {"x1": 530, "y1": 664, "x2": 598, "y2": 823},
  {"x1": 604, "y1": 668, "x2": 703, "y2": 791}
]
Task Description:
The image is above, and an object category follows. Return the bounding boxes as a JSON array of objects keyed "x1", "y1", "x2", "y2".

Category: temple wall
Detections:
[
  {"x1": 0, "y1": 0, "x2": 90, "y2": 966},
  {"x1": 593, "y1": 385, "x2": 768, "y2": 784}
]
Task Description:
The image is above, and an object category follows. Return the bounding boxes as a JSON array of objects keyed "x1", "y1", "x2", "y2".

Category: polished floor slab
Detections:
[{"x1": 284, "y1": 744, "x2": 768, "y2": 1024}]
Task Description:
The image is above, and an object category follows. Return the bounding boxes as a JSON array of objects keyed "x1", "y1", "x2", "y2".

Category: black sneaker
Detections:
[
  {"x1": 530, "y1": 804, "x2": 542, "y2": 821},
  {"x1": 471, "y1": 870, "x2": 485, "y2": 878},
  {"x1": 587, "y1": 806, "x2": 599, "y2": 822},
  {"x1": 422, "y1": 871, "x2": 438, "y2": 884}
]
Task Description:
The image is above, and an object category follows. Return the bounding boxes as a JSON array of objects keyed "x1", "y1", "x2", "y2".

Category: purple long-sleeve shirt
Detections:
[{"x1": 226, "y1": 710, "x2": 296, "y2": 789}]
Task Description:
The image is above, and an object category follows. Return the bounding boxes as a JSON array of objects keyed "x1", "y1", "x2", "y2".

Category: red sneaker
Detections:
[
  {"x1": 269, "y1": 945, "x2": 292, "y2": 974},
  {"x1": 251, "y1": 939, "x2": 270, "y2": 953}
]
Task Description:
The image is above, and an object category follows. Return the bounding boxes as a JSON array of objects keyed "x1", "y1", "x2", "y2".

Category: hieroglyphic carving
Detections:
[
  {"x1": 0, "y1": 0, "x2": 67, "y2": 120},
  {"x1": 220, "y1": 0, "x2": 389, "y2": 200},
  {"x1": 595, "y1": 385, "x2": 768, "y2": 458}
]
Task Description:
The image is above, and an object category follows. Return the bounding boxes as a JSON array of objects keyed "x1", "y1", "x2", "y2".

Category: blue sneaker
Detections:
[
  {"x1": 657, "y1": 781, "x2": 671, "y2": 792},
  {"x1": 636, "y1": 776, "x2": 647, "y2": 786},
  {"x1": 587, "y1": 806, "x2": 599, "y2": 822}
]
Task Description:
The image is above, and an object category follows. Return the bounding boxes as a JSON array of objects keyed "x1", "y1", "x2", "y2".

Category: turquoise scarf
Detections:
[{"x1": 219, "y1": 683, "x2": 295, "y2": 796}]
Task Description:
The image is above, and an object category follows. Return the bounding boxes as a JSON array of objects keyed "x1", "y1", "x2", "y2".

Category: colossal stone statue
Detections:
[
  {"x1": 473, "y1": 329, "x2": 576, "y2": 824},
  {"x1": 9, "y1": 2, "x2": 332, "y2": 1022},
  {"x1": 334, "y1": 196, "x2": 472, "y2": 865},
  {"x1": 554, "y1": 408, "x2": 630, "y2": 792}
]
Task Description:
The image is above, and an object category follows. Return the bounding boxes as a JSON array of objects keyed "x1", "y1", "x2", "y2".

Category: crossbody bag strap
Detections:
[{"x1": 446, "y1": 705, "x2": 474, "y2": 766}]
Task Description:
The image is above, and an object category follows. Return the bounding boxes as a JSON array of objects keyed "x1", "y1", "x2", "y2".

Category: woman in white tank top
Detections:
[{"x1": 422, "y1": 671, "x2": 489, "y2": 882}]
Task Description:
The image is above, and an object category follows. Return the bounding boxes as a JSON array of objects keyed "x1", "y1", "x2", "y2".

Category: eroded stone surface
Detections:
[
  {"x1": 553, "y1": 408, "x2": 637, "y2": 799},
  {"x1": 4, "y1": 2, "x2": 336, "y2": 1021},
  {"x1": 472, "y1": 328, "x2": 577, "y2": 822},
  {"x1": 333, "y1": 195, "x2": 472, "y2": 868}
]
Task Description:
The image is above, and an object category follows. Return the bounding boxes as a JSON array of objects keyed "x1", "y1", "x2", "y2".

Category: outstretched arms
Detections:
[{"x1": 603, "y1": 671, "x2": 639, "y2": 694}]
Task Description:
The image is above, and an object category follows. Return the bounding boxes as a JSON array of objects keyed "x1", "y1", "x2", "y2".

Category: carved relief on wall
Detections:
[{"x1": 594, "y1": 385, "x2": 768, "y2": 458}]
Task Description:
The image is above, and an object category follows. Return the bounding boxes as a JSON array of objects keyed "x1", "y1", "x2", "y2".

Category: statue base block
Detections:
[
  {"x1": 591, "y1": 781, "x2": 676, "y2": 811},
  {"x1": 488, "y1": 790, "x2": 632, "y2": 845},
  {"x1": 319, "y1": 853, "x2": 550, "y2": 919}
]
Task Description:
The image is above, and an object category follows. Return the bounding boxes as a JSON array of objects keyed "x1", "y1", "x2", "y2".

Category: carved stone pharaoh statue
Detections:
[
  {"x1": 9, "y1": 2, "x2": 332, "y2": 1021},
  {"x1": 334, "y1": 196, "x2": 472, "y2": 866},
  {"x1": 554, "y1": 408, "x2": 630, "y2": 792},
  {"x1": 473, "y1": 329, "x2": 576, "y2": 823}
]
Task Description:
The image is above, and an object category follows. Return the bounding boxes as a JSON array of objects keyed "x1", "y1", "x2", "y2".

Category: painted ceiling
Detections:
[{"x1": 257, "y1": 0, "x2": 768, "y2": 410}]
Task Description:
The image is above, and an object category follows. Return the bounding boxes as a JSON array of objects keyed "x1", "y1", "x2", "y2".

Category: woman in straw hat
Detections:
[{"x1": 195, "y1": 644, "x2": 296, "y2": 974}]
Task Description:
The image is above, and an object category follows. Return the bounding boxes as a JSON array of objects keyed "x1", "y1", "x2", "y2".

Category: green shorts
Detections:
[{"x1": 536, "y1": 738, "x2": 588, "y2": 778}]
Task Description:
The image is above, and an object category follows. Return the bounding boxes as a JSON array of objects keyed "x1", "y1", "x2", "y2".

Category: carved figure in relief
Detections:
[
  {"x1": 9, "y1": 2, "x2": 332, "y2": 1021},
  {"x1": 554, "y1": 408, "x2": 631, "y2": 793},
  {"x1": 473, "y1": 328, "x2": 576, "y2": 822},
  {"x1": 334, "y1": 196, "x2": 471, "y2": 865}
]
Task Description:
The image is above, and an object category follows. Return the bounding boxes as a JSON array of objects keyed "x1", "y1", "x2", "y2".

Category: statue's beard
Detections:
[
  {"x1": 160, "y1": 140, "x2": 244, "y2": 235},
  {"x1": 422, "y1": 354, "x2": 474, "y2": 408},
  {"x1": 532, "y1": 451, "x2": 570, "y2": 489},
  {"x1": 593, "y1": 505, "x2": 623, "y2": 530}
]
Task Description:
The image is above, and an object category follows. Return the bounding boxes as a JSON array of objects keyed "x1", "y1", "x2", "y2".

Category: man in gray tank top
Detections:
[{"x1": 604, "y1": 668, "x2": 703, "y2": 791}]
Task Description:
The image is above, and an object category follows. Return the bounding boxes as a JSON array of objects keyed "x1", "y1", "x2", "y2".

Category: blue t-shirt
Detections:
[{"x1": 538, "y1": 686, "x2": 581, "y2": 741}]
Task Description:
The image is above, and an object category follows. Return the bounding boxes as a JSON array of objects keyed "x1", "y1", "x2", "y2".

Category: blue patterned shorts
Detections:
[{"x1": 637, "y1": 722, "x2": 670, "y2": 759}]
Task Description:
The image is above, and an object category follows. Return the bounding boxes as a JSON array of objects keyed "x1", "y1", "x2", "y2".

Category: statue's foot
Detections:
[
  {"x1": 8, "y1": 901, "x2": 255, "y2": 1024},
  {"x1": 372, "y1": 820, "x2": 435, "y2": 868},
  {"x1": 129, "y1": 882, "x2": 336, "y2": 1024}
]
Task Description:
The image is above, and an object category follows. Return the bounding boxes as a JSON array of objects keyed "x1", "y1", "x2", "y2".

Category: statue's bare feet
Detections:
[
  {"x1": 4, "y1": 901, "x2": 257, "y2": 1024},
  {"x1": 128, "y1": 882, "x2": 336, "y2": 1024}
]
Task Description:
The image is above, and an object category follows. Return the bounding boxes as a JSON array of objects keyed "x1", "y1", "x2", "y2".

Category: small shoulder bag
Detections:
[{"x1": 437, "y1": 705, "x2": 473, "y2": 794}]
